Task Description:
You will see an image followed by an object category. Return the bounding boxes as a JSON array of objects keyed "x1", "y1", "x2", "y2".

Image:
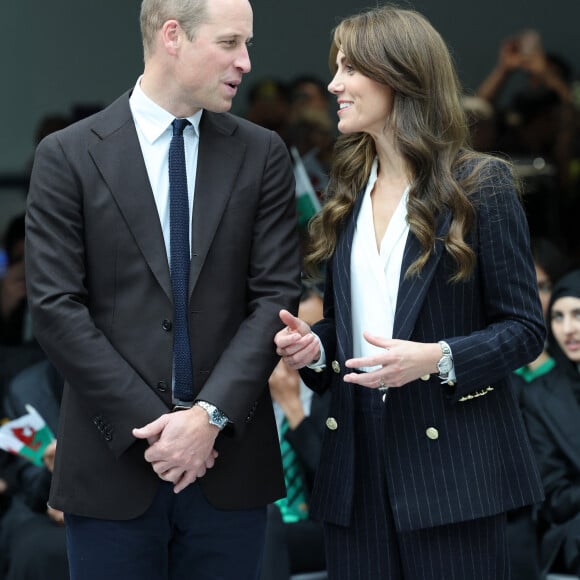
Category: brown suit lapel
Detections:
[
  {"x1": 88, "y1": 93, "x2": 172, "y2": 301},
  {"x1": 189, "y1": 112, "x2": 245, "y2": 294}
]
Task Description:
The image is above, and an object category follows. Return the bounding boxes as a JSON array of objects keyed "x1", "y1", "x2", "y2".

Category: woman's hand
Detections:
[
  {"x1": 343, "y1": 332, "x2": 441, "y2": 389},
  {"x1": 274, "y1": 309, "x2": 321, "y2": 370}
]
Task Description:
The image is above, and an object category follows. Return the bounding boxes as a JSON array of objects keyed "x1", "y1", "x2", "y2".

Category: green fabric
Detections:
[
  {"x1": 275, "y1": 418, "x2": 309, "y2": 523},
  {"x1": 514, "y1": 356, "x2": 556, "y2": 383}
]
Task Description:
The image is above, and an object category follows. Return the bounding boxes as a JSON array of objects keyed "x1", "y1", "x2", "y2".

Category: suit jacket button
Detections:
[
  {"x1": 426, "y1": 427, "x2": 439, "y2": 440},
  {"x1": 420, "y1": 374, "x2": 430, "y2": 381},
  {"x1": 162, "y1": 319, "x2": 172, "y2": 331},
  {"x1": 326, "y1": 417, "x2": 338, "y2": 430},
  {"x1": 331, "y1": 361, "x2": 341, "y2": 374},
  {"x1": 157, "y1": 381, "x2": 168, "y2": 392}
]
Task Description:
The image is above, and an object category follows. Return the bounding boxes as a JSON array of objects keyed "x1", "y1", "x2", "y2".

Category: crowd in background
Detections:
[{"x1": 1, "y1": 27, "x2": 580, "y2": 580}]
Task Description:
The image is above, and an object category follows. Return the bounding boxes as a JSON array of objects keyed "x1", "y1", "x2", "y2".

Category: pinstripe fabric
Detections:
[
  {"x1": 397, "y1": 512, "x2": 509, "y2": 579},
  {"x1": 302, "y1": 158, "x2": 545, "y2": 559},
  {"x1": 324, "y1": 387, "x2": 403, "y2": 580},
  {"x1": 323, "y1": 387, "x2": 510, "y2": 579}
]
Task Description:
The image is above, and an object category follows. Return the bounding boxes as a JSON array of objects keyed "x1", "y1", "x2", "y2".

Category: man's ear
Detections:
[{"x1": 161, "y1": 19, "x2": 181, "y2": 55}]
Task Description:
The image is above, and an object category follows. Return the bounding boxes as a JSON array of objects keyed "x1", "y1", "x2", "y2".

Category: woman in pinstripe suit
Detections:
[{"x1": 275, "y1": 5, "x2": 545, "y2": 579}]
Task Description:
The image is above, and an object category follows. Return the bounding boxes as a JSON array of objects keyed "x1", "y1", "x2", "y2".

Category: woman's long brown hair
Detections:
[{"x1": 306, "y1": 5, "x2": 507, "y2": 282}]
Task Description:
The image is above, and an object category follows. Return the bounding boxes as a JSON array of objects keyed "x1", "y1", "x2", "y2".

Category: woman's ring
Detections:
[{"x1": 379, "y1": 378, "x2": 387, "y2": 391}]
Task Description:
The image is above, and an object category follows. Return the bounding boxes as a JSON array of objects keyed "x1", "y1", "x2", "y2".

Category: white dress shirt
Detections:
[
  {"x1": 129, "y1": 78, "x2": 204, "y2": 405},
  {"x1": 128, "y1": 77, "x2": 203, "y2": 260}
]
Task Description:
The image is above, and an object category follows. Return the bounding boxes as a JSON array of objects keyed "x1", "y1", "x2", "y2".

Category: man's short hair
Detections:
[{"x1": 140, "y1": 0, "x2": 208, "y2": 59}]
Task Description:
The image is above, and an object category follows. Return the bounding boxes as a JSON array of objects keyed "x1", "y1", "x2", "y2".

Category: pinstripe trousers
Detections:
[{"x1": 323, "y1": 386, "x2": 510, "y2": 580}]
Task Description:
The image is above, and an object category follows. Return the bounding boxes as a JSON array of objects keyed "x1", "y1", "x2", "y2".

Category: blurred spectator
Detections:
[
  {"x1": 0, "y1": 212, "x2": 46, "y2": 427},
  {"x1": 244, "y1": 78, "x2": 291, "y2": 142},
  {"x1": 477, "y1": 30, "x2": 573, "y2": 112},
  {"x1": 477, "y1": 31, "x2": 577, "y2": 190},
  {"x1": 512, "y1": 236, "x2": 572, "y2": 391},
  {"x1": 0, "y1": 215, "x2": 28, "y2": 347},
  {"x1": 288, "y1": 76, "x2": 330, "y2": 119},
  {"x1": 462, "y1": 95, "x2": 498, "y2": 153},
  {"x1": 477, "y1": 31, "x2": 580, "y2": 252},
  {"x1": 0, "y1": 360, "x2": 68, "y2": 580},
  {"x1": 521, "y1": 270, "x2": 580, "y2": 576},
  {"x1": 287, "y1": 108, "x2": 335, "y2": 195},
  {"x1": 260, "y1": 287, "x2": 328, "y2": 580},
  {"x1": 506, "y1": 236, "x2": 572, "y2": 580}
]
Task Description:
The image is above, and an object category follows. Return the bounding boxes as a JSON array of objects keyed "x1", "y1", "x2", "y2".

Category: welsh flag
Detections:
[
  {"x1": 0, "y1": 405, "x2": 55, "y2": 466},
  {"x1": 291, "y1": 146, "x2": 321, "y2": 229}
]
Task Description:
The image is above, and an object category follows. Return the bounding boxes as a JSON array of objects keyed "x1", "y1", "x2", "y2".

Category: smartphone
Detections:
[{"x1": 519, "y1": 30, "x2": 541, "y2": 56}]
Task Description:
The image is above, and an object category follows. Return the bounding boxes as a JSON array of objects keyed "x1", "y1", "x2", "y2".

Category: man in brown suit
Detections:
[{"x1": 24, "y1": 0, "x2": 301, "y2": 578}]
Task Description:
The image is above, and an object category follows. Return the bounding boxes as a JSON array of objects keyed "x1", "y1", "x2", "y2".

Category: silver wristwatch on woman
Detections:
[{"x1": 436, "y1": 340, "x2": 454, "y2": 382}]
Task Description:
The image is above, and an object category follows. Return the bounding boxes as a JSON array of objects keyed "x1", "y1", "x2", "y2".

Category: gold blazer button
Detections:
[
  {"x1": 331, "y1": 360, "x2": 341, "y2": 374},
  {"x1": 326, "y1": 417, "x2": 338, "y2": 430},
  {"x1": 420, "y1": 374, "x2": 431, "y2": 381},
  {"x1": 426, "y1": 427, "x2": 439, "y2": 440}
]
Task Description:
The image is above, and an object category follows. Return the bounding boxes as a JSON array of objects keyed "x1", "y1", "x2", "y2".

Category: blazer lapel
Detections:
[
  {"x1": 393, "y1": 210, "x2": 452, "y2": 340},
  {"x1": 189, "y1": 112, "x2": 245, "y2": 293},
  {"x1": 333, "y1": 192, "x2": 365, "y2": 360},
  {"x1": 88, "y1": 94, "x2": 172, "y2": 301}
]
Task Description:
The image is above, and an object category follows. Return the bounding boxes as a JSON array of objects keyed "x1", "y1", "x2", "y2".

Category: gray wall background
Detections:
[{"x1": 1, "y1": 0, "x2": 578, "y2": 227}]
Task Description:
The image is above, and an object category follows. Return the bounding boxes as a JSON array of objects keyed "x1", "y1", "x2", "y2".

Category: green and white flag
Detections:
[
  {"x1": 0, "y1": 405, "x2": 55, "y2": 466},
  {"x1": 291, "y1": 146, "x2": 321, "y2": 229}
]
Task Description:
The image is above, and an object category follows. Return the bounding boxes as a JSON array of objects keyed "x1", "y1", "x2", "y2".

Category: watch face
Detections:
[
  {"x1": 210, "y1": 409, "x2": 228, "y2": 429},
  {"x1": 438, "y1": 356, "x2": 453, "y2": 374}
]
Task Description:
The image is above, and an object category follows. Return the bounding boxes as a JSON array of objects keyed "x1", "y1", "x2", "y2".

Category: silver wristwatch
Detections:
[
  {"x1": 194, "y1": 401, "x2": 229, "y2": 430},
  {"x1": 436, "y1": 341, "x2": 454, "y2": 379}
]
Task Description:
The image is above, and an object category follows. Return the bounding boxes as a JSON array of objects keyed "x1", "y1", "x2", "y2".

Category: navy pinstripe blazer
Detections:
[{"x1": 301, "y1": 159, "x2": 545, "y2": 532}]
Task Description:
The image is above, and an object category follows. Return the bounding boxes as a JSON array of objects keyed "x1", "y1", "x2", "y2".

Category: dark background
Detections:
[{"x1": 1, "y1": 0, "x2": 578, "y2": 232}]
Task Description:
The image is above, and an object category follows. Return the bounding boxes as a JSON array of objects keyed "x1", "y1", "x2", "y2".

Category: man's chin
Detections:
[{"x1": 205, "y1": 98, "x2": 234, "y2": 114}]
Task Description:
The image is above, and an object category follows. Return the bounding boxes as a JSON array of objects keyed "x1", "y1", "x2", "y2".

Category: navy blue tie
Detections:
[{"x1": 169, "y1": 118, "x2": 193, "y2": 404}]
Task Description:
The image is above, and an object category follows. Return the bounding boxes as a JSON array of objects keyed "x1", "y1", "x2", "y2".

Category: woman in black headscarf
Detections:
[{"x1": 522, "y1": 269, "x2": 580, "y2": 576}]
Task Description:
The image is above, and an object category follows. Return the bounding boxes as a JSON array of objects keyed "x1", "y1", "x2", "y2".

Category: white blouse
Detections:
[{"x1": 350, "y1": 159, "x2": 409, "y2": 370}]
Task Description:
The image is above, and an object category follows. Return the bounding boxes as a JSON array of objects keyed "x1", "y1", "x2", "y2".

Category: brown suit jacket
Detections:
[{"x1": 25, "y1": 92, "x2": 301, "y2": 519}]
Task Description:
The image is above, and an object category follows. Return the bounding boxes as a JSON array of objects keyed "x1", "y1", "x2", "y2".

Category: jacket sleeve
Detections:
[
  {"x1": 299, "y1": 261, "x2": 337, "y2": 393},
  {"x1": 445, "y1": 159, "x2": 546, "y2": 398}
]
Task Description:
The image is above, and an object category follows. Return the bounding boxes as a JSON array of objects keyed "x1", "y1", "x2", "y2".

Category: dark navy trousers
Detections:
[
  {"x1": 65, "y1": 481, "x2": 267, "y2": 580},
  {"x1": 323, "y1": 387, "x2": 510, "y2": 579}
]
